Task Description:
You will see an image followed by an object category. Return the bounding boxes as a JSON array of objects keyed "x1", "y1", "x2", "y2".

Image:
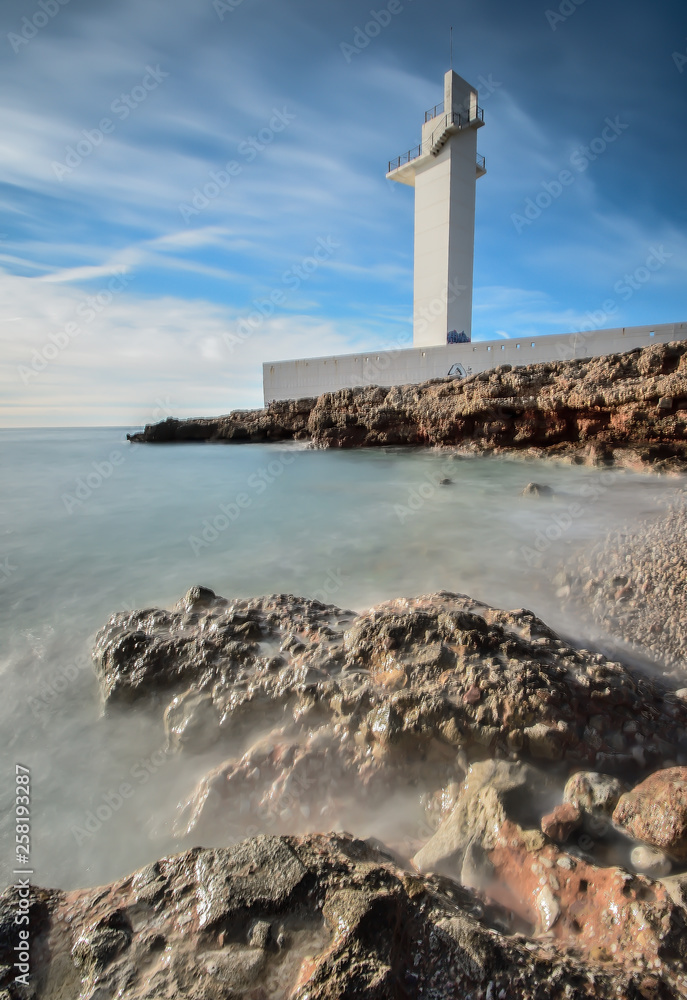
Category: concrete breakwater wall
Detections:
[{"x1": 263, "y1": 322, "x2": 687, "y2": 404}]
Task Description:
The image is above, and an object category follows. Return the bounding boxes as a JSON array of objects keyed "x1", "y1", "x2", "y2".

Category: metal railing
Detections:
[
  {"x1": 424, "y1": 101, "x2": 444, "y2": 122},
  {"x1": 388, "y1": 107, "x2": 484, "y2": 173},
  {"x1": 476, "y1": 153, "x2": 486, "y2": 173}
]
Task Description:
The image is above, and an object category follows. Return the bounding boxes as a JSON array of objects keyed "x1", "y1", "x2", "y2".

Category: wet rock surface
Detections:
[
  {"x1": 55, "y1": 587, "x2": 687, "y2": 1000},
  {"x1": 541, "y1": 802, "x2": 582, "y2": 843},
  {"x1": 7, "y1": 832, "x2": 687, "y2": 1000},
  {"x1": 614, "y1": 768, "x2": 687, "y2": 862},
  {"x1": 15, "y1": 586, "x2": 687, "y2": 997},
  {"x1": 128, "y1": 342, "x2": 687, "y2": 467},
  {"x1": 414, "y1": 760, "x2": 687, "y2": 980},
  {"x1": 93, "y1": 588, "x2": 687, "y2": 791}
]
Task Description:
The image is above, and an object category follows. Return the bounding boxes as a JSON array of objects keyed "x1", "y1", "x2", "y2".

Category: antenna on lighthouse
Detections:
[{"x1": 450, "y1": 26, "x2": 453, "y2": 70}]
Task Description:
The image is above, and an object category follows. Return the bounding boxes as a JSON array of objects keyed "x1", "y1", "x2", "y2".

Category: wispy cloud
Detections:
[{"x1": 0, "y1": 0, "x2": 684, "y2": 424}]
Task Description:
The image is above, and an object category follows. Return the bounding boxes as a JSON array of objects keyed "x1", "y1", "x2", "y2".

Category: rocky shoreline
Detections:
[
  {"x1": 5, "y1": 586, "x2": 687, "y2": 998},
  {"x1": 4, "y1": 342, "x2": 687, "y2": 997},
  {"x1": 127, "y1": 341, "x2": 687, "y2": 468}
]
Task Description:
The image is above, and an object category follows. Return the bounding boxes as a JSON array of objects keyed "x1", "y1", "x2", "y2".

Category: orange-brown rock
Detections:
[
  {"x1": 4, "y1": 833, "x2": 686, "y2": 999},
  {"x1": 488, "y1": 819, "x2": 686, "y2": 974},
  {"x1": 414, "y1": 761, "x2": 687, "y2": 990},
  {"x1": 614, "y1": 767, "x2": 687, "y2": 861},
  {"x1": 541, "y1": 801, "x2": 583, "y2": 842},
  {"x1": 128, "y1": 342, "x2": 687, "y2": 467}
]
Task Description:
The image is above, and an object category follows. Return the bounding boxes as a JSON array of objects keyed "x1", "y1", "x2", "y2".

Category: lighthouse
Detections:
[
  {"x1": 387, "y1": 70, "x2": 486, "y2": 347},
  {"x1": 264, "y1": 74, "x2": 687, "y2": 405}
]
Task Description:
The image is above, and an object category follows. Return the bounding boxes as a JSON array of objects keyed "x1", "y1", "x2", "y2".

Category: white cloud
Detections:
[{"x1": 0, "y1": 269, "x2": 360, "y2": 426}]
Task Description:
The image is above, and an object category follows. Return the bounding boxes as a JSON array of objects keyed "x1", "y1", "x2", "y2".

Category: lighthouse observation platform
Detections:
[
  {"x1": 387, "y1": 103, "x2": 486, "y2": 182},
  {"x1": 263, "y1": 322, "x2": 687, "y2": 404}
]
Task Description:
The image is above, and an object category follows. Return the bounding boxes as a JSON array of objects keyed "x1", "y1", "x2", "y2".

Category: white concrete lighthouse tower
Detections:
[{"x1": 387, "y1": 70, "x2": 485, "y2": 347}]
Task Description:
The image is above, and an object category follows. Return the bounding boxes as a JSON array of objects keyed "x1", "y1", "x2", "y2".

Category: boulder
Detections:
[
  {"x1": 630, "y1": 846, "x2": 672, "y2": 878},
  {"x1": 413, "y1": 759, "x2": 545, "y2": 879},
  {"x1": 521, "y1": 482, "x2": 554, "y2": 497},
  {"x1": 564, "y1": 771, "x2": 628, "y2": 835},
  {"x1": 613, "y1": 767, "x2": 687, "y2": 861},
  {"x1": 6, "y1": 832, "x2": 687, "y2": 1000},
  {"x1": 564, "y1": 772, "x2": 627, "y2": 817}
]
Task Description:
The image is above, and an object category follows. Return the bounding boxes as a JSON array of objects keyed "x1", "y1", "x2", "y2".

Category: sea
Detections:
[{"x1": 0, "y1": 426, "x2": 682, "y2": 891}]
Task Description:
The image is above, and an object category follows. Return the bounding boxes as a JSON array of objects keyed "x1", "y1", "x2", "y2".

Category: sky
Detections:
[{"x1": 0, "y1": 0, "x2": 685, "y2": 426}]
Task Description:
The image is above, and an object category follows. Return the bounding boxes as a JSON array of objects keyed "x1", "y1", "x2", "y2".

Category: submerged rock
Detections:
[
  {"x1": 631, "y1": 845, "x2": 673, "y2": 878},
  {"x1": 92, "y1": 588, "x2": 687, "y2": 851},
  {"x1": 413, "y1": 759, "x2": 547, "y2": 879},
  {"x1": 414, "y1": 761, "x2": 687, "y2": 977},
  {"x1": 93, "y1": 589, "x2": 687, "y2": 802},
  {"x1": 521, "y1": 482, "x2": 554, "y2": 497}
]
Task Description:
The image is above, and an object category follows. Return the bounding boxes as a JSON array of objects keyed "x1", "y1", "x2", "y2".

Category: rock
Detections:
[
  {"x1": 541, "y1": 802, "x2": 582, "y2": 843},
  {"x1": 164, "y1": 689, "x2": 221, "y2": 753},
  {"x1": 8, "y1": 833, "x2": 687, "y2": 999},
  {"x1": 85, "y1": 589, "x2": 687, "y2": 993},
  {"x1": 127, "y1": 342, "x2": 687, "y2": 469},
  {"x1": 630, "y1": 845, "x2": 673, "y2": 878},
  {"x1": 525, "y1": 722, "x2": 563, "y2": 760},
  {"x1": 613, "y1": 767, "x2": 687, "y2": 861},
  {"x1": 521, "y1": 482, "x2": 554, "y2": 497},
  {"x1": 92, "y1": 589, "x2": 687, "y2": 854},
  {"x1": 413, "y1": 759, "x2": 546, "y2": 878},
  {"x1": 413, "y1": 760, "x2": 687, "y2": 974},
  {"x1": 439, "y1": 477, "x2": 453, "y2": 485},
  {"x1": 564, "y1": 771, "x2": 627, "y2": 821}
]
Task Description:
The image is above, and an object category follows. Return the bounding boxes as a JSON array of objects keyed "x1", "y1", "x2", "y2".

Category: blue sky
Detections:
[{"x1": 0, "y1": 0, "x2": 685, "y2": 425}]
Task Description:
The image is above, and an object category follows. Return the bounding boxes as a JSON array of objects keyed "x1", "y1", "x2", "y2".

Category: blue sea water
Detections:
[{"x1": 0, "y1": 427, "x2": 682, "y2": 890}]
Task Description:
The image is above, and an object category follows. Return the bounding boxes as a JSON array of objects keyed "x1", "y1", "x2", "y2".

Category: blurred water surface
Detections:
[{"x1": 0, "y1": 427, "x2": 682, "y2": 888}]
